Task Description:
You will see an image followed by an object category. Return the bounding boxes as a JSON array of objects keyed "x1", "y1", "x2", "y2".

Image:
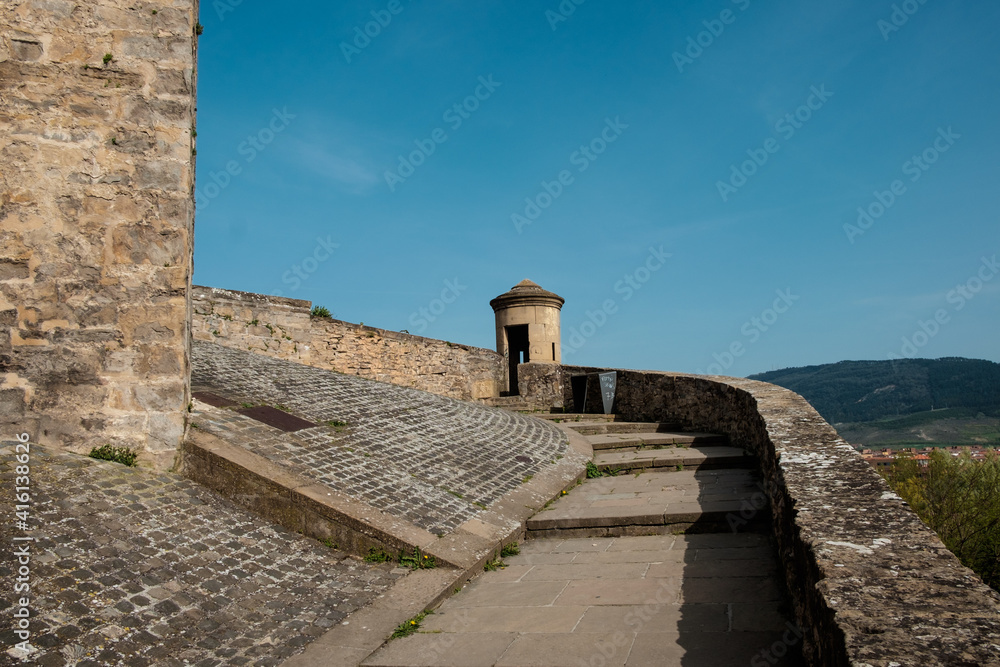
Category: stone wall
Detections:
[
  {"x1": 0, "y1": 1, "x2": 198, "y2": 469},
  {"x1": 192, "y1": 285, "x2": 504, "y2": 401},
  {"x1": 514, "y1": 362, "x2": 564, "y2": 409},
  {"x1": 558, "y1": 364, "x2": 1000, "y2": 666},
  {"x1": 192, "y1": 285, "x2": 312, "y2": 362}
]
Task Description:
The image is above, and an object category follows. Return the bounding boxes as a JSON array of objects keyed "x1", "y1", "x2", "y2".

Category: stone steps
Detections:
[
  {"x1": 526, "y1": 468, "x2": 767, "y2": 537},
  {"x1": 526, "y1": 421, "x2": 766, "y2": 538},
  {"x1": 527, "y1": 412, "x2": 619, "y2": 422},
  {"x1": 594, "y1": 445, "x2": 754, "y2": 473},
  {"x1": 587, "y1": 431, "x2": 729, "y2": 451},
  {"x1": 566, "y1": 420, "x2": 687, "y2": 435},
  {"x1": 365, "y1": 419, "x2": 793, "y2": 667}
]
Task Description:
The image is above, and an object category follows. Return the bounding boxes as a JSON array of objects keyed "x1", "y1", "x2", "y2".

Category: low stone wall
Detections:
[
  {"x1": 558, "y1": 364, "x2": 1000, "y2": 667},
  {"x1": 515, "y1": 362, "x2": 564, "y2": 409},
  {"x1": 192, "y1": 285, "x2": 504, "y2": 401},
  {"x1": 192, "y1": 286, "x2": 312, "y2": 362}
]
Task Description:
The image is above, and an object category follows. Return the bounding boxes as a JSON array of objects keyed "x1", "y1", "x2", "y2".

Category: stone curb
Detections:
[
  {"x1": 277, "y1": 415, "x2": 591, "y2": 667},
  {"x1": 279, "y1": 568, "x2": 460, "y2": 667},
  {"x1": 182, "y1": 428, "x2": 451, "y2": 565}
]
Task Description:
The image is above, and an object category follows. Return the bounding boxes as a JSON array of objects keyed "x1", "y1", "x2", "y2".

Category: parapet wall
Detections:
[
  {"x1": 0, "y1": 1, "x2": 198, "y2": 468},
  {"x1": 558, "y1": 364, "x2": 1000, "y2": 667},
  {"x1": 192, "y1": 285, "x2": 504, "y2": 401}
]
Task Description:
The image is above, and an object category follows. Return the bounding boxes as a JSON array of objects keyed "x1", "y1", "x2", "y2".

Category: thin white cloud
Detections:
[
  {"x1": 289, "y1": 138, "x2": 380, "y2": 194},
  {"x1": 289, "y1": 135, "x2": 379, "y2": 195}
]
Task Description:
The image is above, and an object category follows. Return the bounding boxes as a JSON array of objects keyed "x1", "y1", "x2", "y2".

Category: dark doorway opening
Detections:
[
  {"x1": 505, "y1": 324, "x2": 530, "y2": 395},
  {"x1": 570, "y1": 375, "x2": 588, "y2": 413}
]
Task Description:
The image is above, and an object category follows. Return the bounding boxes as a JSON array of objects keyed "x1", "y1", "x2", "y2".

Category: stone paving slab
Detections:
[
  {"x1": 362, "y1": 633, "x2": 517, "y2": 667},
  {"x1": 421, "y1": 605, "x2": 588, "y2": 634},
  {"x1": 191, "y1": 342, "x2": 570, "y2": 537},
  {"x1": 0, "y1": 445, "x2": 403, "y2": 666},
  {"x1": 362, "y1": 534, "x2": 803, "y2": 666},
  {"x1": 626, "y1": 631, "x2": 804, "y2": 667}
]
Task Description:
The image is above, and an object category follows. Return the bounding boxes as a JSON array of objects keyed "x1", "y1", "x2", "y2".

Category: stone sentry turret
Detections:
[{"x1": 489, "y1": 280, "x2": 564, "y2": 395}]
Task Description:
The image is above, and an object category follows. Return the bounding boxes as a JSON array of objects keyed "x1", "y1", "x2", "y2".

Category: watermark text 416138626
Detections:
[{"x1": 10, "y1": 432, "x2": 36, "y2": 659}]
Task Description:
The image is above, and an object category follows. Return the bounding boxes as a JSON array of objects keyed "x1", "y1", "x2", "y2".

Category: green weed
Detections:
[
  {"x1": 500, "y1": 542, "x2": 520, "y2": 558},
  {"x1": 89, "y1": 445, "x2": 137, "y2": 467},
  {"x1": 363, "y1": 547, "x2": 393, "y2": 563},
  {"x1": 390, "y1": 612, "x2": 427, "y2": 639},
  {"x1": 399, "y1": 548, "x2": 436, "y2": 570}
]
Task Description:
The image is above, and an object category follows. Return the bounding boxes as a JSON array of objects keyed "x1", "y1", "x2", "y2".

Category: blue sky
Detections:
[{"x1": 192, "y1": 0, "x2": 999, "y2": 376}]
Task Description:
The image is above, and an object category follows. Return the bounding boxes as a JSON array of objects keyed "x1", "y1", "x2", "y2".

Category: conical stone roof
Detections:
[{"x1": 490, "y1": 279, "x2": 565, "y2": 311}]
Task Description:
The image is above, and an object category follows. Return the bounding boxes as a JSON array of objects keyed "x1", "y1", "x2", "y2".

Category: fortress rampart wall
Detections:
[{"x1": 192, "y1": 285, "x2": 504, "y2": 401}]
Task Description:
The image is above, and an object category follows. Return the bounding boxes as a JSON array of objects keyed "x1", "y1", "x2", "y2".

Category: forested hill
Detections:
[{"x1": 748, "y1": 358, "x2": 1000, "y2": 424}]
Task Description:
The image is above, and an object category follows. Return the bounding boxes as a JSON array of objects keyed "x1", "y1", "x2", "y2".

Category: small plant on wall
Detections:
[
  {"x1": 311, "y1": 306, "x2": 331, "y2": 318},
  {"x1": 89, "y1": 445, "x2": 138, "y2": 467}
]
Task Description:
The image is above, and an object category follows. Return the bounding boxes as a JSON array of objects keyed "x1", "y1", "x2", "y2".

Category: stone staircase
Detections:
[
  {"x1": 361, "y1": 413, "x2": 804, "y2": 666},
  {"x1": 527, "y1": 415, "x2": 768, "y2": 538}
]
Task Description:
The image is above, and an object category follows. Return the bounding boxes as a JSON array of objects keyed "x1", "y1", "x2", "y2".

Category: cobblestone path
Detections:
[
  {"x1": 191, "y1": 341, "x2": 568, "y2": 535},
  {"x1": 0, "y1": 445, "x2": 404, "y2": 666}
]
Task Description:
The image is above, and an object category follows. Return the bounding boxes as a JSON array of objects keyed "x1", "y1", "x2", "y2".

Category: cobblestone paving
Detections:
[
  {"x1": 0, "y1": 445, "x2": 404, "y2": 666},
  {"x1": 191, "y1": 342, "x2": 568, "y2": 535}
]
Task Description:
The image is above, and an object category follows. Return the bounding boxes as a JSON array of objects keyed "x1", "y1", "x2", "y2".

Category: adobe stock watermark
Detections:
[
  {"x1": 878, "y1": 0, "x2": 932, "y2": 41},
  {"x1": 843, "y1": 127, "x2": 960, "y2": 244},
  {"x1": 195, "y1": 108, "x2": 296, "y2": 211},
  {"x1": 673, "y1": 0, "x2": 753, "y2": 73},
  {"x1": 340, "y1": 0, "x2": 411, "y2": 64},
  {"x1": 578, "y1": 578, "x2": 676, "y2": 667},
  {"x1": 716, "y1": 85, "x2": 833, "y2": 202},
  {"x1": 751, "y1": 622, "x2": 805, "y2": 666},
  {"x1": 726, "y1": 478, "x2": 774, "y2": 533},
  {"x1": 563, "y1": 246, "x2": 671, "y2": 356},
  {"x1": 9, "y1": 433, "x2": 35, "y2": 661},
  {"x1": 888, "y1": 254, "x2": 997, "y2": 360},
  {"x1": 545, "y1": 0, "x2": 588, "y2": 31},
  {"x1": 384, "y1": 76, "x2": 502, "y2": 192},
  {"x1": 408, "y1": 279, "x2": 467, "y2": 334},
  {"x1": 511, "y1": 116, "x2": 629, "y2": 234},
  {"x1": 272, "y1": 236, "x2": 340, "y2": 296},
  {"x1": 212, "y1": 0, "x2": 242, "y2": 21},
  {"x1": 696, "y1": 289, "x2": 800, "y2": 375}
]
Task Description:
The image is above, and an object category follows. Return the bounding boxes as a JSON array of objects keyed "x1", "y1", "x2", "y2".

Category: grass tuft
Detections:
[
  {"x1": 390, "y1": 612, "x2": 427, "y2": 639},
  {"x1": 89, "y1": 445, "x2": 138, "y2": 467},
  {"x1": 363, "y1": 547, "x2": 393, "y2": 563}
]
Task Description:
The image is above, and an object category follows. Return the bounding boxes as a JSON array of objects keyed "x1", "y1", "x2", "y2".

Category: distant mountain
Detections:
[{"x1": 748, "y1": 358, "x2": 1000, "y2": 425}]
